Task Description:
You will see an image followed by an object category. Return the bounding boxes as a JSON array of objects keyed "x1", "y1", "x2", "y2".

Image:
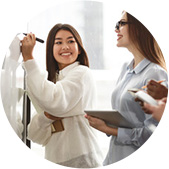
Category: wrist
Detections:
[
  {"x1": 23, "y1": 55, "x2": 34, "y2": 62},
  {"x1": 105, "y1": 126, "x2": 118, "y2": 136}
]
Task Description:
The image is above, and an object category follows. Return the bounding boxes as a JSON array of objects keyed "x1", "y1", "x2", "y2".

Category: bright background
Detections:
[{"x1": 0, "y1": 0, "x2": 169, "y2": 169}]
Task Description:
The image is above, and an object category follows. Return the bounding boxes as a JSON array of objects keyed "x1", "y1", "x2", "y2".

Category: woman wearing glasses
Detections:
[{"x1": 85, "y1": 11, "x2": 168, "y2": 165}]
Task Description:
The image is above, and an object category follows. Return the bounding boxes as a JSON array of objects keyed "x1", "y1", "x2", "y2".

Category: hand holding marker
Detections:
[
  {"x1": 142, "y1": 79, "x2": 166, "y2": 89},
  {"x1": 23, "y1": 33, "x2": 44, "y2": 43}
]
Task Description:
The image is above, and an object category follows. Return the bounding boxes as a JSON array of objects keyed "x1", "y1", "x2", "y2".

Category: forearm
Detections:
[
  {"x1": 104, "y1": 126, "x2": 118, "y2": 136},
  {"x1": 85, "y1": 115, "x2": 118, "y2": 136}
]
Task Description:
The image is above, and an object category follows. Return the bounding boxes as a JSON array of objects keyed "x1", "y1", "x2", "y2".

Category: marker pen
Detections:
[{"x1": 23, "y1": 33, "x2": 44, "y2": 43}]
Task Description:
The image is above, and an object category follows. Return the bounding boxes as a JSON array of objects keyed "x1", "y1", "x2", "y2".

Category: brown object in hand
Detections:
[
  {"x1": 51, "y1": 119, "x2": 65, "y2": 133},
  {"x1": 44, "y1": 112, "x2": 64, "y2": 133}
]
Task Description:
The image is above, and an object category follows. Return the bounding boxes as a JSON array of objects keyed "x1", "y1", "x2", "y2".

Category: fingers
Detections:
[
  {"x1": 21, "y1": 33, "x2": 36, "y2": 61},
  {"x1": 146, "y1": 89, "x2": 156, "y2": 99},
  {"x1": 135, "y1": 98, "x2": 144, "y2": 107},
  {"x1": 84, "y1": 115, "x2": 93, "y2": 123},
  {"x1": 85, "y1": 115, "x2": 93, "y2": 127},
  {"x1": 158, "y1": 98, "x2": 167, "y2": 106},
  {"x1": 143, "y1": 102, "x2": 154, "y2": 114},
  {"x1": 84, "y1": 115, "x2": 99, "y2": 126},
  {"x1": 22, "y1": 33, "x2": 36, "y2": 44},
  {"x1": 161, "y1": 97, "x2": 167, "y2": 103},
  {"x1": 148, "y1": 80, "x2": 158, "y2": 86},
  {"x1": 28, "y1": 33, "x2": 36, "y2": 42},
  {"x1": 146, "y1": 80, "x2": 167, "y2": 99},
  {"x1": 147, "y1": 80, "x2": 159, "y2": 92}
]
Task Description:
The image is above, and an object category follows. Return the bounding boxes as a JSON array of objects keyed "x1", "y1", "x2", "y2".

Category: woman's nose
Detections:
[
  {"x1": 115, "y1": 28, "x2": 119, "y2": 33},
  {"x1": 62, "y1": 43, "x2": 69, "y2": 50}
]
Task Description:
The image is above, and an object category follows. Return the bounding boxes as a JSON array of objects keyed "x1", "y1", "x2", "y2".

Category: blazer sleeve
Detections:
[
  {"x1": 22, "y1": 59, "x2": 90, "y2": 117},
  {"x1": 116, "y1": 116, "x2": 157, "y2": 147},
  {"x1": 27, "y1": 112, "x2": 54, "y2": 146}
]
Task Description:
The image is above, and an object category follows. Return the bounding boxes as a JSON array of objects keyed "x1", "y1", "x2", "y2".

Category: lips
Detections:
[{"x1": 117, "y1": 34, "x2": 123, "y2": 41}]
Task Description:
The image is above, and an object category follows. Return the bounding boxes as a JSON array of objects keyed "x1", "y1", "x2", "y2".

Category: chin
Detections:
[
  {"x1": 116, "y1": 42, "x2": 126, "y2": 48},
  {"x1": 116, "y1": 43, "x2": 122, "y2": 47}
]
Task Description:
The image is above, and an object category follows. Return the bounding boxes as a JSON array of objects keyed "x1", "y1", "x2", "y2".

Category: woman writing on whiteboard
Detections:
[
  {"x1": 85, "y1": 11, "x2": 168, "y2": 165},
  {"x1": 21, "y1": 24, "x2": 103, "y2": 168}
]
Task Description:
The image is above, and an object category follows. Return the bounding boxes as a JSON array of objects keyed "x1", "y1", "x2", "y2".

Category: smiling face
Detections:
[
  {"x1": 53, "y1": 30, "x2": 80, "y2": 70},
  {"x1": 115, "y1": 12, "x2": 131, "y2": 49}
]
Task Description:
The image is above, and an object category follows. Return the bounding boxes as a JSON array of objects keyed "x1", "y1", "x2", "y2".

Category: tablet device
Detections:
[{"x1": 85, "y1": 110, "x2": 134, "y2": 128}]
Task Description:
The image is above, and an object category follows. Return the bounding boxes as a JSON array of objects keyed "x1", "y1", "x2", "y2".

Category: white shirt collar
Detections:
[{"x1": 59, "y1": 61, "x2": 80, "y2": 78}]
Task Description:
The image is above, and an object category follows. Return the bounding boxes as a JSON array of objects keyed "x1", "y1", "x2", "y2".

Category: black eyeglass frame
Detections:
[{"x1": 115, "y1": 21, "x2": 131, "y2": 30}]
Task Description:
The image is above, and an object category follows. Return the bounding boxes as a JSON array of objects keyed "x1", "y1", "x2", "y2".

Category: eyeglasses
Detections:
[{"x1": 115, "y1": 21, "x2": 131, "y2": 30}]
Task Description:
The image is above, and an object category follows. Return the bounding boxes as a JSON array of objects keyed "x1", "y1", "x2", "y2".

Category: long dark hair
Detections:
[
  {"x1": 126, "y1": 12, "x2": 166, "y2": 71},
  {"x1": 46, "y1": 23, "x2": 89, "y2": 83}
]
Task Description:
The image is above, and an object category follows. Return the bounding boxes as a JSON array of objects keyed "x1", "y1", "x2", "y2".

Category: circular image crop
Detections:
[{"x1": 0, "y1": 1, "x2": 168, "y2": 169}]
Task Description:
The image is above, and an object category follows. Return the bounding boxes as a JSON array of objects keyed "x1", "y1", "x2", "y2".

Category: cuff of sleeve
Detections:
[
  {"x1": 116, "y1": 128, "x2": 132, "y2": 144},
  {"x1": 22, "y1": 59, "x2": 39, "y2": 74}
]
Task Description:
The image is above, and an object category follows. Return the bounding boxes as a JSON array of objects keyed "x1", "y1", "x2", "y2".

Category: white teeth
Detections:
[{"x1": 61, "y1": 53, "x2": 71, "y2": 56}]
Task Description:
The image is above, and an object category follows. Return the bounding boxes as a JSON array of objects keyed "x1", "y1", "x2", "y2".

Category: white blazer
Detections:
[{"x1": 22, "y1": 60, "x2": 103, "y2": 168}]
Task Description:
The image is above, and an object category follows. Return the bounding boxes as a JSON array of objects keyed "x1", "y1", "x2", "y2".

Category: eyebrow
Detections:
[
  {"x1": 120, "y1": 19, "x2": 126, "y2": 21},
  {"x1": 55, "y1": 36, "x2": 74, "y2": 40}
]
